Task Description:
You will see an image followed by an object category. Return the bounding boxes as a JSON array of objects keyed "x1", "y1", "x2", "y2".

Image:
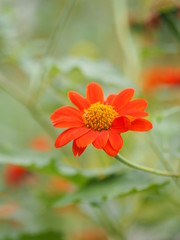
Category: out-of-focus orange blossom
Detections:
[
  {"x1": 3, "y1": 165, "x2": 30, "y2": 186},
  {"x1": 30, "y1": 135, "x2": 52, "y2": 152},
  {"x1": 142, "y1": 66, "x2": 180, "y2": 91},
  {"x1": 0, "y1": 202, "x2": 18, "y2": 218},
  {"x1": 3, "y1": 135, "x2": 52, "y2": 186},
  {"x1": 47, "y1": 176, "x2": 76, "y2": 194},
  {"x1": 54, "y1": 205, "x2": 89, "y2": 220},
  {"x1": 68, "y1": 228, "x2": 108, "y2": 240}
]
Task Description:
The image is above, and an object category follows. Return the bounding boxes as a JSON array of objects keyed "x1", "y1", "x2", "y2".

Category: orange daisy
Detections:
[
  {"x1": 50, "y1": 82, "x2": 152, "y2": 157},
  {"x1": 143, "y1": 67, "x2": 180, "y2": 91},
  {"x1": 4, "y1": 165, "x2": 29, "y2": 186},
  {"x1": 30, "y1": 135, "x2": 51, "y2": 152}
]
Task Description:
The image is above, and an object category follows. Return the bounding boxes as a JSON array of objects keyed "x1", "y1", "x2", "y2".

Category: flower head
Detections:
[
  {"x1": 30, "y1": 135, "x2": 52, "y2": 152},
  {"x1": 143, "y1": 67, "x2": 180, "y2": 91},
  {"x1": 4, "y1": 165, "x2": 29, "y2": 186},
  {"x1": 50, "y1": 82, "x2": 152, "y2": 157},
  {"x1": 48, "y1": 176, "x2": 75, "y2": 194},
  {"x1": 69, "y1": 228, "x2": 108, "y2": 240}
]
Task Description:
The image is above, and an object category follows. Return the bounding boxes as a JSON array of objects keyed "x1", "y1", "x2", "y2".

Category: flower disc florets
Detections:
[
  {"x1": 50, "y1": 82, "x2": 153, "y2": 157},
  {"x1": 83, "y1": 102, "x2": 118, "y2": 131}
]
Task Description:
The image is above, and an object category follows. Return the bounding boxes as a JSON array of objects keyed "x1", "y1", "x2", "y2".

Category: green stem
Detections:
[
  {"x1": 150, "y1": 138, "x2": 180, "y2": 189},
  {"x1": 156, "y1": 106, "x2": 180, "y2": 120},
  {"x1": 115, "y1": 154, "x2": 180, "y2": 178},
  {"x1": 102, "y1": 203, "x2": 127, "y2": 240},
  {"x1": 0, "y1": 74, "x2": 26, "y2": 104},
  {"x1": 32, "y1": 0, "x2": 77, "y2": 102},
  {"x1": 44, "y1": 0, "x2": 77, "y2": 56},
  {"x1": 112, "y1": 0, "x2": 141, "y2": 86},
  {"x1": 27, "y1": 106, "x2": 56, "y2": 140},
  {"x1": 0, "y1": 74, "x2": 56, "y2": 140}
]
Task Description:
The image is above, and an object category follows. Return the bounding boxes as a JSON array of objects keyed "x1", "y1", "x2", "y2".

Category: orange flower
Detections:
[
  {"x1": 30, "y1": 135, "x2": 51, "y2": 152},
  {"x1": 3, "y1": 165, "x2": 29, "y2": 186},
  {"x1": 0, "y1": 202, "x2": 18, "y2": 217},
  {"x1": 143, "y1": 67, "x2": 180, "y2": 91},
  {"x1": 69, "y1": 228, "x2": 108, "y2": 240},
  {"x1": 50, "y1": 82, "x2": 152, "y2": 157},
  {"x1": 48, "y1": 176, "x2": 75, "y2": 194}
]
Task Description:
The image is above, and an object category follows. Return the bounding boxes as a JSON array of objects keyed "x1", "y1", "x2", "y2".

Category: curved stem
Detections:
[
  {"x1": 0, "y1": 74, "x2": 56, "y2": 140},
  {"x1": 0, "y1": 73, "x2": 26, "y2": 104},
  {"x1": 44, "y1": 0, "x2": 77, "y2": 57},
  {"x1": 149, "y1": 137, "x2": 180, "y2": 189},
  {"x1": 115, "y1": 154, "x2": 180, "y2": 178},
  {"x1": 112, "y1": 0, "x2": 141, "y2": 85},
  {"x1": 33, "y1": 0, "x2": 77, "y2": 102},
  {"x1": 158, "y1": 106, "x2": 180, "y2": 119}
]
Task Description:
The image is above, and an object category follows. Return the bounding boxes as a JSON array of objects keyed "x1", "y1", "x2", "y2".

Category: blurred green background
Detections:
[{"x1": 0, "y1": 0, "x2": 180, "y2": 239}]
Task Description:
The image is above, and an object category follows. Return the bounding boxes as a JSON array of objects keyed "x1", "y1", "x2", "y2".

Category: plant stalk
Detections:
[{"x1": 115, "y1": 154, "x2": 180, "y2": 177}]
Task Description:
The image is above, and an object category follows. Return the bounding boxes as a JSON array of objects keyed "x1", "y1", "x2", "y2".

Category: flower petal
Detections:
[
  {"x1": 108, "y1": 131, "x2": 123, "y2": 153},
  {"x1": 68, "y1": 91, "x2": 90, "y2": 111},
  {"x1": 92, "y1": 130, "x2": 109, "y2": 149},
  {"x1": 72, "y1": 141, "x2": 86, "y2": 156},
  {"x1": 112, "y1": 88, "x2": 135, "y2": 111},
  {"x1": 50, "y1": 106, "x2": 82, "y2": 120},
  {"x1": 76, "y1": 130, "x2": 99, "y2": 148},
  {"x1": 53, "y1": 116, "x2": 84, "y2": 128},
  {"x1": 125, "y1": 99, "x2": 148, "y2": 111},
  {"x1": 86, "y1": 82, "x2": 104, "y2": 104},
  {"x1": 105, "y1": 94, "x2": 117, "y2": 105},
  {"x1": 51, "y1": 106, "x2": 84, "y2": 128},
  {"x1": 130, "y1": 118, "x2": 153, "y2": 132},
  {"x1": 103, "y1": 140, "x2": 119, "y2": 157},
  {"x1": 119, "y1": 110, "x2": 148, "y2": 118},
  {"x1": 111, "y1": 117, "x2": 131, "y2": 133},
  {"x1": 118, "y1": 99, "x2": 148, "y2": 117},
  {"x1": 55, "y1": 127, "x2": 91, "y2": 148}
]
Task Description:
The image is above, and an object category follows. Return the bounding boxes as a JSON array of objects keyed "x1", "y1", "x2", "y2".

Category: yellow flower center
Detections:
[{"x1": 83, "y1": 102, "x2": 118, "y2": 131}]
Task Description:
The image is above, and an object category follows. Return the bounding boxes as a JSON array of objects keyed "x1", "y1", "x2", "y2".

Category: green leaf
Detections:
[
  {"x1": 54, "y1": 171, "x2": 169, "y2": 207},
  {"x1": 5, "y1": 232, "x2": 63, "y2": 240},
  {"x1": 0, "y1": 151, "x2": 124, "y2": 185},
  {"x1": 58, "y1": 57, "x2": 134, "y2": 88}
]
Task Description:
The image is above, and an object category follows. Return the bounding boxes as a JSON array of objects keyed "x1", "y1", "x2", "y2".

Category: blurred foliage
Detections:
[{"x1": 0, "y1": 0, "x2": 180, "y2": 240}]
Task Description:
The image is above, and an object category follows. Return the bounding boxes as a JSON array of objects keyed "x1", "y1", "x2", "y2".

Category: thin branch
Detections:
[
  {"x1": 33, "y1": 0, "x2": 77, "y2": 102},
  {"x1": 44, "y1": 0, "x2": 77, "y2": 57},
  {"x1": 115, "y1": 154, "x2": 180, "y2": 178},
  {"x1": 0, "y1": 73, "x2": 56, "y2": 140}
]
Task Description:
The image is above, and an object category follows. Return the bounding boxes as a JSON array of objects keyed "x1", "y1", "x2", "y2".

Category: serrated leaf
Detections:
[
  {"x1": 54, "y1": 171, "x2": 169, "y2": 207},
  {"x1": 0, "y1": 151, "x2": 124, "y2": 185}
]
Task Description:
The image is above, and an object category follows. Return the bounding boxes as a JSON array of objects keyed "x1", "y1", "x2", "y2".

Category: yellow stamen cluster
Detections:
[{"x1": 83, "y1": 102, "x2": 118, "y2": 131}]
